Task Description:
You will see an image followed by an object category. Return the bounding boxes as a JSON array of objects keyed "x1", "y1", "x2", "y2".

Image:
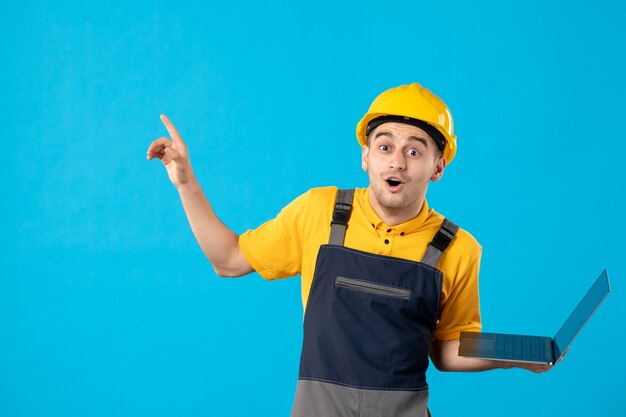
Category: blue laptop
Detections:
[{"x1": 459, "y1": 269, "x2": 611, "y2": 365}]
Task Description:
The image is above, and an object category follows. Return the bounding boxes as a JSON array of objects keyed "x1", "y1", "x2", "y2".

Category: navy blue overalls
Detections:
[{"x1": 291, "y1": 189, "x2": 459, "y2": 417}]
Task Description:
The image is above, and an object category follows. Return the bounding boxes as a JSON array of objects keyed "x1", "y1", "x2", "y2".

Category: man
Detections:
[{"x1": 146, "y1": 83, "x2": 554, "y2": 417}]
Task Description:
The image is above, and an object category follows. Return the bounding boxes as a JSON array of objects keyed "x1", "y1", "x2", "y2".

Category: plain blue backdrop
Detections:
[{"x1": 2, "y1": 1, "x2": 625, "y2": 416}]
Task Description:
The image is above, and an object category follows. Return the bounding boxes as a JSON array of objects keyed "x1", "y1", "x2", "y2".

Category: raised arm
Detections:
[{"x1": 146, "y1": 114, "x2": 254, "y2": 277}]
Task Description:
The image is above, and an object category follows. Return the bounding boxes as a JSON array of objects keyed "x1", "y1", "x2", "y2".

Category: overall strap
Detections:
[
  {"x1": 421, "y1": 218, "x2": 459, "y2": 268},
  {"x1": 328, "y1": 189, "x2": 355, "y2": 245}
]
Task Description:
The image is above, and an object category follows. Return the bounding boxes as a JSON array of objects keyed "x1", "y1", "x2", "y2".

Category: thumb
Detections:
[{"x1": 165, "y1": 145, "x2": 182, "y2": 161}]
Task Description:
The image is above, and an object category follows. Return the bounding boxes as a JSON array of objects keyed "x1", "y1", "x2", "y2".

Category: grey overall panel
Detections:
[{"x1": 292, "y1": 380, "x2": 430, "y2": 417}]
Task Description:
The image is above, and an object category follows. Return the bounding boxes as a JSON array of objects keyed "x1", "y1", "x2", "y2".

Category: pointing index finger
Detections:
[{"x1": 160, "y1": 114, "x2": 184, "y2": 144}]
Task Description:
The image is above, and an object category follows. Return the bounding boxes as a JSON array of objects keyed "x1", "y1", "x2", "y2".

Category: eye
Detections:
[
  {"x1": 406, "y1": 149, "x2": 420, "y2": 157},
  {"x1": 378, "y1": 144, "x2": 390, "y2": 151}
]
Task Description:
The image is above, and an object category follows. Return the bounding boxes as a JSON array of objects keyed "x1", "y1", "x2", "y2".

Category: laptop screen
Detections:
[{"x1": 553, "y1": 270, "x2": 611, "y2": 359}]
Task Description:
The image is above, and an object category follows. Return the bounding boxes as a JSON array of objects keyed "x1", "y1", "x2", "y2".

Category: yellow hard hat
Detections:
[{"x1": 356, "y1": 83, "x2": 457, "y2": 163}]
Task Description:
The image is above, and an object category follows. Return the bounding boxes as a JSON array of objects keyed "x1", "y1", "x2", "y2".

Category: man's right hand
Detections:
[{"x1": 146, "y1": 114, "x2": 196, "y2": 188}]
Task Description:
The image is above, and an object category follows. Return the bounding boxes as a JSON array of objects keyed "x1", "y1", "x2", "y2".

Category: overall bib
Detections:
[{"x1": 291, "y1": 189, "x2": 458, "y2": 417}]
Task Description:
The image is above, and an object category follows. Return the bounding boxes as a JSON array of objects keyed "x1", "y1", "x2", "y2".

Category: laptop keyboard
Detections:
[{"x1": 495, "y1": 334, "x2": 546, "y2": 361}]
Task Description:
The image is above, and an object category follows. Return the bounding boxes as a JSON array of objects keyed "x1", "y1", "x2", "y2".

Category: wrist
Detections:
[{"x1": 176, "y1": 178, "x2": 202, "y2": 194}]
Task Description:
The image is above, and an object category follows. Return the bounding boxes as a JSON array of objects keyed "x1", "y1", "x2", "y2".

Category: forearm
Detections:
[
  {"x1": 430, "y1": 339, "x2": 551, "y2": 373},
  {"x1": 147, "y1": 115, "x2": 253, "y2": 277},
  {"x1": 176, "y1": 180, "x2": 252, "y2": 277},
  {"x1": 430, "y1": 339, "x2": 510, "y2": 372}
]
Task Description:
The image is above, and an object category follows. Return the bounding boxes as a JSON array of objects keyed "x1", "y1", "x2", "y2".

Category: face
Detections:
[{"x1": 362, "y1": 122, "x2": 446, "y2": 221}]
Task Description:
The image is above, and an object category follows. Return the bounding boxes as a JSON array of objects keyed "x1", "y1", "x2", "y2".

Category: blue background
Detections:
[{"x1": 2, "y1": 1, "x2": 625, "y2": 416}]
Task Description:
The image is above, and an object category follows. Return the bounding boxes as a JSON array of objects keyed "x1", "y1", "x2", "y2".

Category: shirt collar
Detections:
[{"x1": 361, "y1": 188, "x2": 430, "y2": 235}]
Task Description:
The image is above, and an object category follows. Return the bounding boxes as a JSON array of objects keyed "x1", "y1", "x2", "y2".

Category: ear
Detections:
[
  {"x1": 430, "y1": 156, "x2": 447, "y2": 182},
  {"x1": 361, "y1": 145, "x2": 370, "y2": 172}
]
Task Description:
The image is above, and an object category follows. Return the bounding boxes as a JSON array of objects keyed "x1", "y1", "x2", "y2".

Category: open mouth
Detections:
[{"x1": 386, "y1": 179, "x2": 402, "y2": 187}]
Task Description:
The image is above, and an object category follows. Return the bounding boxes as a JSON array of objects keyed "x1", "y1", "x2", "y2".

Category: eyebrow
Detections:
[{"x1": 374, "y1": 131, "x2": 430, "y2": 148}]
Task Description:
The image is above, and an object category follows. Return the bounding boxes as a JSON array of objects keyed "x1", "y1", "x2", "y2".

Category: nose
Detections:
[{"x1": 388, "y1": 149, "x2": 406, "y2": 170}]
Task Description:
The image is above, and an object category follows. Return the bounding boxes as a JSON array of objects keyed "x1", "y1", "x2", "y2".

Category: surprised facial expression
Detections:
[{"x1": 362, "y1": 122, "x2": 446, "y2": 220}]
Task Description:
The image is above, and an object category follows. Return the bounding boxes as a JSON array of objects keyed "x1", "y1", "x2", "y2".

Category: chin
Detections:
[
  {"x1": 373, "y1": 191, "x2": 410, "y2": 210},
  {"x1": 380, "y1": 197, "x2": 410, "y2": 210}
]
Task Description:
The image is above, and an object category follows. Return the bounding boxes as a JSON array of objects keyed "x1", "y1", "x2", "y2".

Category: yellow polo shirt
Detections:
[{"x1": 239, "y1": 186, "x2": 482, "y2": 341}]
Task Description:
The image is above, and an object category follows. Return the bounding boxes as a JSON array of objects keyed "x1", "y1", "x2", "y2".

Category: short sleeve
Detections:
[
  {"x1": 238, "y1": 190, "x2": 311, "y2": 280},
  {"x1": 434, "y1": 249, "x2": 483, "y2": 340}
]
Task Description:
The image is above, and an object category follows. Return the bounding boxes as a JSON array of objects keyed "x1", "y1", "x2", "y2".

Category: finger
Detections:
[
  {"x1": 146, "y1": 137, "x2": 171, "y2": 153},
  {"x1": 530, "y1": 364, "x2": 551, "y2": 374},
  {"x1": 160, "y1": 114, "x2": 185, "y2": 146},
  {"x1": 146, "y1": 137, "x2": 172, "y2": 159},
  {"x1": 164, "y1": 145, "x2": 183, "y2": 162}
]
